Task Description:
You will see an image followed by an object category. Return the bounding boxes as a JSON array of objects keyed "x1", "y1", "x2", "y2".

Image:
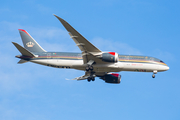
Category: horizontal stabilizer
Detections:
[
  {"x1": 12, "y1": 42, "x2": 35, "y2": 57},
  {"x1": 18, "y1": 59, "x2": 28, "y2": 64}
]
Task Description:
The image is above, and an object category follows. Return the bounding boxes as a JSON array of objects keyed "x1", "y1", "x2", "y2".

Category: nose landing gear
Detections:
[{"x1": 152, "y1": 70, "x2": 157, "y2": 78}]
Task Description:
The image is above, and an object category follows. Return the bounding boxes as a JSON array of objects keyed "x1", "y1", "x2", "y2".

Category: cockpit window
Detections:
[{"x1": 160, "y1": 60, "x2": 164, "y2": 63}]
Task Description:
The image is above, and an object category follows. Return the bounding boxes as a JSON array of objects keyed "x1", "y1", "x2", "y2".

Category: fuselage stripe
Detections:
[{"x1": 19, "y1": 55, "x2": 167, "y2": 66}]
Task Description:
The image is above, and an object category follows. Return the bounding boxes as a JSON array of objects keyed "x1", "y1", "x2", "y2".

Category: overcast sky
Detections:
[{"x1": 0, "y1": 0, "x2": 179, "y2": 120}]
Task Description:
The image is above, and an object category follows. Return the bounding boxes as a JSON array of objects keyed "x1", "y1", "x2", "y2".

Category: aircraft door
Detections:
[{"x1": 47, "y1": 53, "x2": 51, "y2": 58}]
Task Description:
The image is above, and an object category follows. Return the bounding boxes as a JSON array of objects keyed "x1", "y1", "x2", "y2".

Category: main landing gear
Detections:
[
  {"x1": 85, "y1": 65, "x2": 93, "y2": 71},
  {"x1": 86, "y1": 60, "x2": 96, "y2": 82},
  {"x1": 87, "y1": 76, "x2": 95, "y2": 82},
  {"x1": 152, "y1": 70, "x2": 157, "y2": 78},
  {"x1": 86, "y1": 66, "x2": 95, "y2": 82}
]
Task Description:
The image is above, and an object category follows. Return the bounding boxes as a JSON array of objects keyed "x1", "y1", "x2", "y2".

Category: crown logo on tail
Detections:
[{"x1": 26, "y1": 42, "x2": 35, "y2": 47}]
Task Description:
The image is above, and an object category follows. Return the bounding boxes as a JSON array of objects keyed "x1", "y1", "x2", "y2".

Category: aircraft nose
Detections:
[
  {"x1": 165, "y1": 66, "x2": 169, "y2": 71},
  {"x1": 159, "y1": 64, "x2": 169, "y2": 71},
  {"x1": 163, "y1": 65, "x2": 169, "y2": 71}
]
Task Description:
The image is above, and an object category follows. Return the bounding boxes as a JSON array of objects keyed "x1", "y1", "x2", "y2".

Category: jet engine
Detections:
[
  {"x1": 101, "y1": 52, "x2": 119, "y2": 63},
  {"x1": 100, "y1": 73, "x2": 121, "y2": 84}
]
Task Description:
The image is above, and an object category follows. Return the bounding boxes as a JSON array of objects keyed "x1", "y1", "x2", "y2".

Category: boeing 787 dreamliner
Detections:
[{"x1": 12, "y1": 15, "x2": 169, "y2": 84}]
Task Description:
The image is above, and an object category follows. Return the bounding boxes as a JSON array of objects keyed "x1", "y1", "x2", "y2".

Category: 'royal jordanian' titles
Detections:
[{"x1": 12, "y1": 15, "x2": 169, "y2": 84}]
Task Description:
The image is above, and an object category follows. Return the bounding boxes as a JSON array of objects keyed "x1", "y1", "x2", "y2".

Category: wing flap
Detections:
[{"x1": 66, "y1": 72, "x2": 96, "y2": 80}]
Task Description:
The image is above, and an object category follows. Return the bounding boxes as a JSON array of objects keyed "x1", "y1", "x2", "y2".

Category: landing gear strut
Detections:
[
  {"x1": 86, "y1": 67, "x2": 95, "y2": 82},
  {"x1": 152, "y1": 70, "x2": 157, "y2": 78},
  {"x1": 86, "y1": 60, "x2": 95, "y2": 82}
]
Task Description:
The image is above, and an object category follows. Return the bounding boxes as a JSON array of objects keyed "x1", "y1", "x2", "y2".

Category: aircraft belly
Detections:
[
  {"x1": 30, "y1": 59, "x2": 83, "y2": 68},
  {"x1": 93, "y1": 63, "x2": 122, "y2": 72},
  {"x1": 72, "y1": 63, "x2": 123, "y2": 72},
  {"x1": 30, "y1": 59, "x2": 49, "y2": 66}
]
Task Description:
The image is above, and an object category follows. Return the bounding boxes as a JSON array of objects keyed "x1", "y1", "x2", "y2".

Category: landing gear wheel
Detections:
[
  {"x1": 87, "y1": 76, "x2": 95, "y2": 82},
  {"x1": 86, "y1": 66, "x2": 90, "y2": 71},
  {"x1": 89, "y1": 66, "x2": 93, "y2": 71},
  {"x1": 87, "y1": 77, "x2": 91, "y2": 82},
  {"x1": 85, "y1": 65, "x2": 93, "y2": 71},
  {"x1": 152, "y1": 74, "x2": 155, "y2": 78}
]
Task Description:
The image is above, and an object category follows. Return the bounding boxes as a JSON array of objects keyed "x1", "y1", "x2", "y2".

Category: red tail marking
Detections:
[
  {"x1": 18, "y1": 29, "x2": 30, "y2": 36},
  {"x1": 109, "y1": 52, "x2": 115, "y2": 56}
]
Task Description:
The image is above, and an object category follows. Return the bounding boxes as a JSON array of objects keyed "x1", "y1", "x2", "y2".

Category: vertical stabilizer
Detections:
[{"x1": 18, "y1": 29, "x2": 46, "y2": 53}]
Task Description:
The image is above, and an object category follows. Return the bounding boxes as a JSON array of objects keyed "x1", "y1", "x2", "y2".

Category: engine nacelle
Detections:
[
  {"x1": 102, "y1": 52, "x2": 119, "y2": 63},
  {"x1": 101, "y1": 73, "x2": 121, "y2": 84}
]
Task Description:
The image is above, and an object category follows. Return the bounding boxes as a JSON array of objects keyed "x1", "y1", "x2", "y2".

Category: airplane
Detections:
[{"x1": 12, "y1": 14, "x2": 169, "y2": 84}]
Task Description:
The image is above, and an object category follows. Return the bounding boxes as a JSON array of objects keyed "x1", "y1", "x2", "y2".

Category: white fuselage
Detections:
[{"x1": 30, "y1": 58, "x2": 169, "y2": 73}]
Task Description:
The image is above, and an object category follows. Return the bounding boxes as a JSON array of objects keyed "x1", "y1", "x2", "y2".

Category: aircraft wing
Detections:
[
  {"x1": 71, "y1": 74, "x2": 96, "y2": 80},
  {"x1": 67, "y1": 72, "x2": 108, "y2": 81},
  {"x1": 67, "y1": 72, "x2": 104, "y2": 80},
  {"x1": 54, "y1": 15, "x2": 102, "y2": 64}
]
